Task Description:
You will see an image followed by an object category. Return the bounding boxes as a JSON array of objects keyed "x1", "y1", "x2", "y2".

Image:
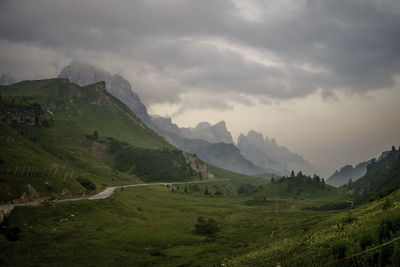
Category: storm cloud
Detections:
[{"x1": 1, "y1": 0, "x2": 400, "y2": 108}]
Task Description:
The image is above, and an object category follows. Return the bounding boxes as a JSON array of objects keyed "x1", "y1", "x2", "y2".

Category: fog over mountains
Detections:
[
  {"x1": 237, "y1": 131, "x2": 314, "y2": 176},
  {"x1": 57, "y1": 61, "x2": 313, "y2": 176}
]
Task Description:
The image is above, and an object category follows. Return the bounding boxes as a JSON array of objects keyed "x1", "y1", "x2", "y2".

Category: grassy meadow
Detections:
[{"x1": 1, "y1": 179, "x2": 349, "y2": 266}]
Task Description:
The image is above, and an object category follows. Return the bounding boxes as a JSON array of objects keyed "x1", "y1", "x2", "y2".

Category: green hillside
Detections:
[
  {"x1": 345, "y1": 147, "x2": 400, "y2": 203},
  {"x1": 0, "y1": 79, "x2": 207, "y2": 203},
  {"x1": 236, "y1": 174, "x2": 348, "y2": 202},
  {"x1": 0, "y1": 79, "x2": 170, "y2": 149},
  {"x1": 231, "y1": 188, "x2": 400, "y2": 266}
]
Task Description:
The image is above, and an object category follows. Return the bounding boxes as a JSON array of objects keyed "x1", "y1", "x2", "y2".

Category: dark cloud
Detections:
[{"x1": 1, "y1": 0, "x2": 400, "y2": 109}]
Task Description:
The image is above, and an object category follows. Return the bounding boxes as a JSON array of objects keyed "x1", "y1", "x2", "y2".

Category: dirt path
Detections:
[{"x1": 0, "y1": 179, "x2": 228, "y2": 210}]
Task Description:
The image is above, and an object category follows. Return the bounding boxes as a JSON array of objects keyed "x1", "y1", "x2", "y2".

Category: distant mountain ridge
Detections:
[
  {"x1": 327, "y1": 159, "x2": 374, "y2": 187},
  {"x1": 153, "y1": 123, "x2": 276, "y2": 175},
  {"x1": 237, "y1": 130, "x2": 314, "y2": 176},
  {"x1": 152, "y1": 117, "x2": 234, "y2": 144},
  {"x1": 57, "y1": 61, "x2": 311, "y2": 176},
  {"x1": 180, "y1": 121, "x2": 234, "y2": 144},
  {"x1": 327, "y1": 148, "x2": 398, "y2": 187},
  {"x1": 57, "y1": 62, "x2": 269, "y2": 175}
]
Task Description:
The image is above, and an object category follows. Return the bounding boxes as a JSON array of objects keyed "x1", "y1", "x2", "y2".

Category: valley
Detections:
[{"x1": 0, "y1": 76, "x2": 399, "y2": 266}]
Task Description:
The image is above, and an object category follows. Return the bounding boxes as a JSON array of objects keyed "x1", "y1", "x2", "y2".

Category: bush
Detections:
[
  {"x1": 0, "y1": 217, "x2": 21, "y2": 241},
  {"x1": 359, "y1": 233, "x2": 373, "y2": 250},
  {"x1": 76, "y1": 177, "x2": 96, "y2": 192},
  {"x1": 195, "y1": 217, "x2": 219, "y2": 236},
  {"x1": 331, "y1": 240, "x2": 347, "y2": 259}
]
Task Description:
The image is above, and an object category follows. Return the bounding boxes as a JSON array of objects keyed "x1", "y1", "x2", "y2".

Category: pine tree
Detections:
[
  {"x1": 290, "y1": 170, "x2": 295, "y2": 177},
  {"x1": 204, "y1": 186, "x2": 209, "y2": 195}
]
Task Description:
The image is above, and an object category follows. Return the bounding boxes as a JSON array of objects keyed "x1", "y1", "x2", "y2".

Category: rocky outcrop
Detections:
[
  {"x1": 89, "y1": 82, "x2": 112, "y2": 106},
  {"x1": 0, "y1": 100, "x2": 45, "y2": 126},
  {"x1": 183, "y1": 152, "x2": 216, "y2": 180},
  {"x1": 62, "y1": 83, "x2": 83, "y2": 100}
]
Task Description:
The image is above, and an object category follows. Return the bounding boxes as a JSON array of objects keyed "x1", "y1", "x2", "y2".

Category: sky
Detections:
[{"x1": 1, "y1": 0, "x2": 400, "y2": 177}]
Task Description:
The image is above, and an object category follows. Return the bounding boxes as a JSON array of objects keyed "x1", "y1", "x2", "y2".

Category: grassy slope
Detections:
[
  {"x1": 0, "y1": 120, "x2": 141, "y2": 202},
  {"x1": 232, "y1": 188, "x2": 400, "y2": 266},
  {"x1": 0, "y1": 181, "x2": 345, "y2": 267},
  {"x1": 0, "y1": 79, "x2": 170, "y2": 149},
  {"x1": 258, "y1": 176, "x2": 348, "y2": 201},
  {"x1": 347, "y1": 149, "x2": 400, "y2": 202},
  {"x1": 0, "y1": 79, "x2": 187, "y2": 202}
]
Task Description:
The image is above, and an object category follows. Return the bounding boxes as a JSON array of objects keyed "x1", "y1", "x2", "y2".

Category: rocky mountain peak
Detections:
[
  {"x1": 58, "y1": 61, "x2": 152, "y2": 126},
  {"x1": 195, "y1": 121, "x2": 212, "y2": 130},
  {"x1": 246, "y1": 130, "x2": 265, "y2": 146},
  {"x1": 237, "y1": 129, "x2": 314, "y2": 175},
  {"x1": 179, "y1": 121, "x2": 233, "y2": 144}
]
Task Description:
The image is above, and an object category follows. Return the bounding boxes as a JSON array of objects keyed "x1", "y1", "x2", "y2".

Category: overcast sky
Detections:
[{"x1": 1, "y1": 0, "x2": 400, "y2": 177}]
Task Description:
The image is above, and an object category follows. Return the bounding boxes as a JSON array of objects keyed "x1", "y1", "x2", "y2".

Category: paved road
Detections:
[{"x1": 0, "y1": 179, "x2": 229, "y2": 210}]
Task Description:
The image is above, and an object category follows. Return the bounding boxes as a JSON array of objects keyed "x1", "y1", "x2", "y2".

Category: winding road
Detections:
[{"x1": 0, "y1": 179, "x2": 228, "y2": 210}]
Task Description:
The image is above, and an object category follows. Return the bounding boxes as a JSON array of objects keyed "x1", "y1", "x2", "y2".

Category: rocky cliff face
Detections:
[
  {"x1": 151, "y1": 116, "x2": 182, "y2": 136},
  {"x1": 0, "y1": 100, "x2": 45, "y2": 126},
  {"x1": 58, "y1": 61, "x2": 152, "y2": 126},
  {"x1": 151, "y1": 117, "x2": 279, "y2": 175},
  {"x1": 180, "y1": 121, "x2": 234, "y2": 144},
  {"x1": 183, "y1": 152, "x2": 216, "y2": 180},
  {"x1": 237, "y1": 130, "x2": 314, "y2": 175},
  {"x1": 162, "y1": 129, "x2": 274, "y2": 175}
]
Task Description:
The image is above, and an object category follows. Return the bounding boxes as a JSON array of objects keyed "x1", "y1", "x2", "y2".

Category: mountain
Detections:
[
  {"x1": 57, "y1": 62, "x2": 275, "y2": 176},
  {"x1": 151, "y1": 115, "x2": 182, "y2": 136},
  {"x1": 346, "y1": 146, "x2": 400, "y2": 203},
  {"x1": 151, "y1": 118, "x2": 234, "y2": 144},
  {"x1": 237, "y1": 130, "x2": 314, "y2": 175},
  {"x1": 58, "y1": 61, "x2": 153, "y2": 127},
  {"x1": 156, "y1": 126, "x2": 276, "y2": 175},
  {"x1": 0, "y1": 74, "x2": 17, "y2": 85},
  {"x1": 327, "y1": 159, "x2": 374, "y2": 187},
  {"x1": 180, "y1": 121, "x2": 234, "y2": 144},
  {"x1": 0, "y1": 78, "x2": 213, "y2": 203}
]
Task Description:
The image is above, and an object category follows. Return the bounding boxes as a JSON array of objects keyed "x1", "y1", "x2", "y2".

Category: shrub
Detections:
[
  {"x1": 195, "y1": 217, "x2": 219, "y2": 236},
  {"x1": 383, "y1": 198, "x2": 394, "y2": 210},
  {"x1": 331, "y1": 240, "x2": 347, "y2": 259},
  {"x1": 76, "y1": 177, "x2": 96, "y2": 192},
  {"x1": 359, "y1": 233, "x2": 373, "y2": 250},
  {"x1": 0, "y1": 217, "x2": 21, "y2": 241}
]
